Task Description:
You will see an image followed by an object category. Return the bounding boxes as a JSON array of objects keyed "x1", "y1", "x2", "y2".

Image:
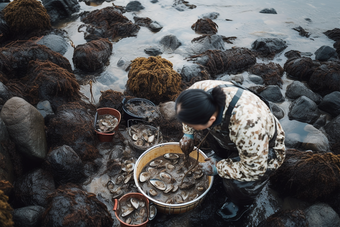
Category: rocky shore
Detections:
[{"x1": 1, "y1": 0, "x2": 340, "y2": 227}]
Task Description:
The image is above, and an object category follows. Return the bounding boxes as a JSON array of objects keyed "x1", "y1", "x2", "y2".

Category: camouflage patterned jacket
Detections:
[{"x1": 182, "y1": 80, "x2": 286, "y2": 181}]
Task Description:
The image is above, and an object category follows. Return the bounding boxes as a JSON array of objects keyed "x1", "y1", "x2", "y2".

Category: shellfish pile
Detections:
[
  {"x1": 118, "y1": 197, "x2": 149, "y2": 225},
  {"x1": 96, "y1": 114, "x2": 119, "y2": 133},
  {"x1": 138, "y1": 153, "x2": 209, "y2": 204},
  {"x1": 128, "y1": 123, "x2": 162, "y2": 148},
  {"x1": 125, "y1": 101, "x2": 160, "y2": 121}
]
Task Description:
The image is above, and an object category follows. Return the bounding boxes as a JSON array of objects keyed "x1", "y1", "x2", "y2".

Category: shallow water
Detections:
[{"x1": 56, "y1": 0, "x2": 340, "y2": 225}]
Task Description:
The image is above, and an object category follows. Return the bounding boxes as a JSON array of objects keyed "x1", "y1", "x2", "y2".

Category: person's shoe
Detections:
[{"x1": 216, "y1": 200, "x2": 251, "y2": 222}]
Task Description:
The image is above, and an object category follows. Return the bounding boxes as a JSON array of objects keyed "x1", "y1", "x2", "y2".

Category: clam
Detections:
[
  {"x1": 164, "y1": 184, "x2": 174, "y2": 194},
  {"x1": 165, "y1": 197, "x2": 175, "y2": 204},
  {"x1": 159, "y1": 172, "x2": 172, "y2": 184},
  {"x1": 172, "y1": 184, "x2": 179, "y2": 193},
  {"x1": 136, "y1": 139, "x2": 144, "y2": 146},
  {"x1": 115, "y1": 175, "x2": 124, "y2": 185},
  {"x1": 148, "y1": 135, "x2": 155, "y2": 143},
  {"x1": 149, "y1": 188, "x2": 158, "y2": 196},
  {"x1": 132, "y1": 134, "x2": 138, "y2": 141},
  {"x1": 121, "y1": 207, "x2": 134, "y2": 217},
  {"x1": 150, "y1": 179, "x2": 166, "y2": 191},
  {"x1": 139, "y1": 201, "x2": 146, "y2": 207},
  {"x1": 166, "y1": 163, "x2": 175, "y2": 171},
  {"x1": 197, "y1": 186, "x2": 205, "y2": 192},
  {"x1": 125, "y1": 217, "x2": 132, "y2": 224},
  {"x1": 130, "y1": 198, "x2": 139, "y2": 209},
  {"x1": 194, "y1": 171, "x2": 204, "y2": 180},
  {"x1": 147, "y1": 167, "x2": 158, "y2": 175},
  {"x1": 174, "y1": 194, "x2": 184, "y2": 203},
  {"x1": 122, "y1": 163, "x2": 135, "y2": 173},
  {"x1": 164, "y1": 153, "x2": 180, "y2": 160},
  {"x1": 149, "y1": 205, "x2": 157, "y2": 220},
  {"x1": 124, "y1": 173, "x2": 132, "y2": 184},
  {"x1": 139, "y1": 172, "x2": 151, "y2": 183},
  {"x1": 179, "y1": 181, "x2": 195, "y2": 190},
  {"x1": 149, "y1": 159, "x2": 163, "y2": 167},
  {"x1": 180, "y1": 191, "x2": 188, "y2": 200}
]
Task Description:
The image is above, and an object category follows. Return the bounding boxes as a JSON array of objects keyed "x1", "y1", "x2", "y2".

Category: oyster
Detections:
[
  {"x1": 164, "y1": 153, "x2": 180, "y2": 160},
  {"x1": 122, "y1": 163, "x2": 134, "y2": 173},
  {"x1": 150, "y1": 179, "x2": 166, "y2": 191},
  {"x1": 121, "y1": 206, "x2": 134, "y2": 217},
  {"x1": 115, "y1": 175, "x2": 124, "y2": 185},
  {"x1": 124, "y1": 173, "x2": 132, "y2": 184},
  {"x1": 197, "y1": 186, "x2": 205, "y2": 192},
  {"x1": 147, "y1": 167, "x2": 158, "y2": 175},
  {"x1": 159, "y1": 172, "x2": 172, "y2": 184},
  {"x1": 194, "y1": 171, "x2": 204, "y2": 180},
  {"x1": 125, "y1": 217, "x2": 132, "y2": 224},
  {"x1": 174, "y1": 194, "x2": 184, "y2": 203},
  {"x1": 130, "y1": 198, "x2": 139, "y2": 209},
  {"x1": 164, "y1": 184, "x2": 174, "y2": 194},
  {"x1": 149, "y1": 159, "x2": 163, "y2": 168},
  {"x1": 166, "y1": 163, "x2": 175, "y2": 171},
  {"x1": 149, "y1": 188, "x2": 158, "y2": 196},
  {"x1": 165, "y1": 197, "x2": 175, "y2": 204},
  {"x1": 106, "y1": 180, "x2": 114, "y2": 191},
  {"x1": 180, "y1": 191, "x2": 188, "y2": 200},
  {"x1": 139, "y1": 172, "x2": 151, "y2": 183},
  {"x1": 149, "y1": 205, "x2": 157, "y2": 220},
  {"x1": 139, "y1": 201, "x2": 146, "y2": 207},
  {"x1": 172, "y1": 184, "x2": 179, "y2": 193}
]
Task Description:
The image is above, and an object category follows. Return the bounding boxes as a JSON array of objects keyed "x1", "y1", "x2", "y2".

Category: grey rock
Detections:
[
  {"x1": 305, "y1": 203, "x2": 340, "y2": 227},
  {"x1": 180, "y1": 64, "x2": 207, "y2": 82},
  {"x1": 288, "y1": 96, "x2": 320, "y2": 124},
  {"x1": 248, "y1": 75, "x2": 264, "y2": 85},
  {"x1": 251, "y1": 38, "x2": 287, "y2": 57},
  {"x1": 259, "y1": 8, "x2": 277, "y2": 14},
  {"x1": 42, "y1": 0, "x2": 80, "y2": 25},
  {"x1": 285, "y1": 132, "x2": 301, "y2": 149},
  {"x1": 144, "y1": 47, "x2": 163, "y2": 56},
  {"x1": 159, "y1": 101, "x2": 176, "y2": 121},
  {"x1": 36, "y1": 100, "x2": 54, "y2": 118},
  {"x1": 301, "y1": 124, "x2": 329, "y2": 152},
  {"x1": 190, "y1": 34, "x2": 225, "y2": 54},
  {"x1": 149, "y1": 21, "x2": 163, "y2": 32},
  {"x1": 324, "y1": 114, "x2": 340, "y2": 144},
  {"x1": 269, "y1": 103, "x2": 284, "y2": 119},
  {"x1": 159, "y1": 34, "x2": 181, "y2": 51},
  {"x1": 200, "y1": 12, "x2": 220, "y2": 20},
  {"x1": 313, "y1": 114, "x2": 327, "y2": 129},
  {"x1": 259, "y1": 85, "x2": 285, "y2": 103},
  {"x1": 315, "y1": 45, "x2": 337, "y2": 61},
  {"x1": 126, "y1": 1, "x2": 144, "y2": 12},
  {"x1": 0, "y1": 97, "x2": 47, "y2": 159},
  {"x1": 12, "y1": 205, "x2": 45, "y2": 227},
  {"x1": 36, "y1": 34, "x2": 69, "y2": 55},
  {"x1": 318, "y1": 91, "x2": 340, "y2": 117},
  {"x1": 0, "y1": 82, "x2": 11, "y2": 101},
  {"x1": 286, "y1": 80, "x2": 322, "y2": 104}
]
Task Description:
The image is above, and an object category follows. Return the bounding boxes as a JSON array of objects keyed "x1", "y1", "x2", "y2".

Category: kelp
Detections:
[
  {"x1": 126, "y1": 56, "x2": 183, "y2": 104},
  {"x1": 98, "y1": 90, "x2": 125, "y2": 111},
  {"x1": 283, "y1": 57, "x2": 317, "y2": 81},
  {"x1": 249, "y1": 62, "x2": 284, "y2": 87},
  {"x1": 0, "y1": 190, "x2": 13, "y2": 227},
  {"x1": 3, "y1": 0, "x2": 51, "y2": 35},
  {"x1": 270, "y1": 149, "x2": 340, "y2": 202},
  {"x1": 191, "y1": 18, "x2": 218, "y2": 34},
  {"x1": 324, "y1": 28, "x2": 340, "y2": 41}
]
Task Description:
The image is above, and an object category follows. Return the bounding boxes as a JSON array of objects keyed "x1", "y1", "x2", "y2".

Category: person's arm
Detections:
[{"x1": 216, "y1": 117, "x2": 270, "y2": 181}]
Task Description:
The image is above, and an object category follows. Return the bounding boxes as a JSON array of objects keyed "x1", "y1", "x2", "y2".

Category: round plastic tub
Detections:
[
  {"x1": 94, "y1": 107, "x2": 121, "y2": 142},
  {"x1": 122, "y1": 98, "x2": 156, "y2": 123},
  {"x1": 133, "y1": 142, "x2": 214, "y2": 215}
]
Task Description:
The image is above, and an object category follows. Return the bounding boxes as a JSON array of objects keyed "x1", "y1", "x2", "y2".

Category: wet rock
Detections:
[
  {"x1": 159, "y1": 34, "x2": 181, "y2": 51},
  {"x1": 315, "y1": 45, "x2": 337, "y2": 61},
  {"x1": 126, "y1": 1, "x2": 144, "y2": 12},
  {"x1": 73, "y1": 38, "x2": 113, "y2": 72},
  {"x1": 285, "y1": 80, "x2": 322, "y2": 104},
  {"x1": 248, "y1": 74, "x2": 264, "y2": 84},
  {"x1": 248, "y1": 62, "x2": 284, "y2": 87},
  {"x1": 285, "y1": 132, "x2": 301, "y2": 149},
  {"x1": 80, "y1": 7, "x2": 140, "y2": 41},
  {"x1": 334, "y1": 40, "x2": 340, "y2": 56},
  {"x1": 259, "y1": 85, "x2": 284, "y2": 103},
  {"x1": 270, "y1": 149, "x2": 340, "y2": 203},
  {"x1": 288, "y1": 96, "x2": 320, "y2": 124},
  {"x1": 0, "y1": 41, "x2": 72, "y2": 78},
  {"x1": 41, "y1": 184, "x2": 113, "y2": 227},
  {"x1": 301, "y1": 124, "x2": 329, "y2": 152},
  {"x1": 284, "y1": 50, "x2": 301, "y2": 59},
  {"x1": 180, "y1": 64, "x2": 209, "y2": 82},
  {"x1": 45, "y1": 102, "x2": 98, "y2": 161},
  {"x1": 144, "y1": 47, "x2": 163, "y2": 56},
  {"x1": 36, "y1": 34, "x2": 69, "y2": 55},
  {"x1": 293, "y1": 26, "x2": 310, "y2": 38},
  {"x1": 251, "y1": 38, "x2": 287, "y2": 59},
  {"x1": 324, "y1": 28, "x2": 340, "y2": 41},
  {"x1": 42, "y1": 0, "x2": 80, "y2": 25},
  {"x1": 200, "y1": 12, "x2": 220, "y2": 20},
  {"x1": 190, "y1": 48, "x2": 256, "y2": 77},
  {"x1": 116, "y1": 57, "x2": 131, "y2": 71},
  {"x1": 308, "y1": 61, "x2": 340, "y2": 96},
  {"x1": 324, "y1": 114, "x2": 340, "y2": 145},
  {"x1": 189, "y1": 34, "x2": 225, "y2": 54},
  {"x1": 36, "y1": 101, "x2": 54, "y2": 118},
  {"x1": 150, "y1": 0, "x2": 158, "y2": 3},
  {"x1": 0, "y1": 97, "x2": 47, "y2": 159},
  {"x1": 318, "y1": 91, "x2": 340, "y2": 117},
  {"x1": 133, "y1": 16, "x2": 163, "y2": 32},
  {"x1": 45, "y1": 145, "x2": 85, "y2": 186},
  {"x1": 283, "y1": 56, "x2": 317, "y2": 81},
  {"x1": 269, "y1": 103, "x2": 284, "y2": 119},
  {"x1": 173, "y1": 0, "x2": 196, "y2": 11},
  {"x1": 257, "y1": 209, "x2": 308, "y2": 227},
  {"x1": 259, "y1": 8, "x2": 277, "y2": 14},
  {"x1": 305, "y1": 203, "x2": 340, "y2": 227},
  {"x1": 149, "y1": 21, "x2": 163, "y2": 32},
  {"x1": 14, "y1": 168, "x2": 55, "y2": 207},
  {"x1": 0, "y1": 82, "x2": 11, "y2": 102},
  {"x1": 159, "y1": 101, "x2": 176, "y2": 121},
  {"x1": 313, "y1": 114, "x2": 327, "y2": 129},
  {"x1": 12, "y1": 205, "x2": 45, "y2": 227},
  {"x1": 191, "y1": 18, "x2": 218, "y2": 34}
]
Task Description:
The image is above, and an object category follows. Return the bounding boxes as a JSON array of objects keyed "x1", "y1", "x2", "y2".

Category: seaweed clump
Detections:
[
  {"x1": 283, "y1": 57, "x2": 317, "y2": 81},
  {"x1": 248, "y1": 62, "x2": 284, "y2": 87},
  {"x1": 0, "y1": 190, "x2": 13, "y2": 227},
  {"x1": 126, "y1": 56, "x2": 183, "y2": 104},
  {"x1": 42, "y1": 183, "x2": 113, "y2": 227},
  {"x1": 98, "y1": 90, "x2": 125, "y2": 111},
  {"x1": 269, "y1": 149, "x2": 340, "y2": 203},
  {"x1": 79, "y1": 6, "x2": 140, "y2": 41},
  {"x1": 191, "y1": 18, "x2": 218, "y2": 34},
  {"x1": 3, "y1": 0, "x2": 51, "y2": 35}
]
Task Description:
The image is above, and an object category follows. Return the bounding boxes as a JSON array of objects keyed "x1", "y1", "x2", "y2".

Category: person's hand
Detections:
[
  {"x1": 199, "y1": 158, "x2": 218, "y2": 176},
  {"x1": 179, "y1": 134, "x2": 194, "y2": 156}
]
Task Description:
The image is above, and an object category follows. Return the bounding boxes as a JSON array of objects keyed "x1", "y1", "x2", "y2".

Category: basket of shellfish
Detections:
[
  {"x1": 133, "y1": 142, "x2": 214, "y2": 215},
  {"x1": 127, "y1": 119, "x2": 163, "y2": 153},
  {"x1": 113, "y1": 192, "x2": 157, "y2": 227},
  {"x1": 94, "y1": 107, "x2": 121, "y2": 142}
]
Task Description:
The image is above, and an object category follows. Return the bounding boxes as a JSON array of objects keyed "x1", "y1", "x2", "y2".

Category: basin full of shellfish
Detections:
[
  {"x1": 94, "y1": 107, "x2": 121, "y2": 142},
  {"x1": 134, "y1": 142, "x2": 214, "y2": 215}
]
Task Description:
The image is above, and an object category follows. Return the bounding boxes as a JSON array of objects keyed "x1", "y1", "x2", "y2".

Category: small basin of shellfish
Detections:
[
  {"x1": 96, "y1": 114, "x2": 119, "y2": 133},
  {"x1": 127, "y1": 123, "x2": 163, "y2": 150}
]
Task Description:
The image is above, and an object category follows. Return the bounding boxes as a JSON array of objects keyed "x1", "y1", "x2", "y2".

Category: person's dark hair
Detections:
[{"x1": 175, "y1": 86, "x2": 226, "y2": 125}]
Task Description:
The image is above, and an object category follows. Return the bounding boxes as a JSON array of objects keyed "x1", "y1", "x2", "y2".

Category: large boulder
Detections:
[
  {"x1": 284, "y1": 57, "x2": 316, "y2": 81},
  {"x1": 191, "y1": 18, "x2": 218, "y2": 34},
  {"x1": 305, "y1": 203, "x2": 340, "y2": 227},
  {"x1": 248, "y1": 62, "x2": 284, "y2": 87},
  {"x1": 259, "y1": 85, "x2": 285, "y2": 103},
  {"x1": 0, "y1": 97, "x2": 47, "y2": 159},
  {"x1": 288, "y1": 96, "x2": 320, "y2": 124},
  {"x1": 42, "y1": 0, "x2": 80, "y2": 25},
  {"x1": 189, "y1": 34, "x2": 226, "y2": 54},
  {"x1": 324, "y1": 114, "x2": 340, "y2": 145},
  {"x1": 251, "y1": 38, "x2": 287, "y2": 59},
  {"x1": 318, "y1": 91, "x2": 340, "y2": 117},
  {"x1": 12, "y1": 205, "x2": 45, "y2": 227},
  {"x1": 314, "y1": 45, "x2": 338, "y2": 61},
  {"x1": 159, "y1": 34, "x2": 181, "y2": 51},
  {"x1": 36, "y1": 34, "x2": 69, "y2": 55},
  {"x1": 285, "y1": 80, "x2": 322, "y2": 104},
  {"x1": 301, "y1": 124, "x2": 329, "y2": 152}
]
